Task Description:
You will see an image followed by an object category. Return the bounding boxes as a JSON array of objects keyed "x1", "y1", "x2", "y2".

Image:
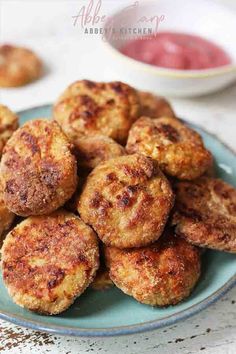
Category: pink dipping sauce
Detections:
[{"x1": 121, "y1": 32, "x2": 231, "y2": 70}]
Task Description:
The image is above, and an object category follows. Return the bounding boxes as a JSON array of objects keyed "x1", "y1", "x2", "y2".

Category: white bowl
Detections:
[{"x1": 103, "y1": 0, "x2": 236, "y2": 97}]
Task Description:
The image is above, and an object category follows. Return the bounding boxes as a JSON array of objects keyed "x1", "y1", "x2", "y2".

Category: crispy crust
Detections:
[
  {"x1": 53, "y1": 80, "x2": 140, "y2": 144},
  {"x1": 0, "y1": 119, "x2": 77, "y2": 216},
  {"x1": 126, "y1": 116, "x2": 212, "y2": 180},
  {"x1": 1, "y1": 210, "x2": 99, "y2": 315},
  {"x1": 78, "y1": 154, "x2": 174, "y2": 248},
  {"x1": 0, "y1": 44, "x2": 42, "y2": 87},
  {"x1": 0, "y1": 104, "x2": 19, "y2": 156},
  {"x1": 172, "y1": 177, "x2": 236, "y2": 253},
  {"x1": 105, "y1": 229, "x2": 201, "y2": 306},
  {"x1": 137, "y1": 91, "x2": 175, "y2": 118},
  {"x1": 75, "y1": 135, "x2": 126, "y2": 170}
]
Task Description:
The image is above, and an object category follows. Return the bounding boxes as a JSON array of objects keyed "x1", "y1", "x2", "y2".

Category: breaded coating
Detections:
[
  {"x1": 138, "y1": 91, "x2": 175, "y2": 118},
  {"x1": 1, "y1": 210, "x2": 99, "y2": 315},
  {"x1": 105, "y1": 229, "x2": 201, "y2": 306},
  {"x1": 172, "y1": 177, "x2": 236, "y2": 253},
  {"x1": 1, "y1": 119, "x2": 77, "y2": 216},
  {"x1": 78, "y1": 154, "x2": 174, "y2": 248},
  {"x1": 0, "y1": 178, "x2": 15, "y2": 244},
  {"x1": 0, "y1": 44, "x2": 42, "y2": 87},
  {"x1": 126, "y1": 116, "x2": 212, "y2": 180},
  {"x1": 0, "y1": 104, "x2": 19, "y2": 156},
  {"x1": 53, "y1": 80, "x2": 140, "y2": 144},
  {"x1": 75, "y1": 135, "x2": 126, "y2": 170},
  {"x1": 90, "y1": 266, "x2": 113, "y2": 290}
]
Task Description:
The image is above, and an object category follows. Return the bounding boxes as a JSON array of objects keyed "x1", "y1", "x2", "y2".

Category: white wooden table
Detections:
[{"x1": 0, "y1": 1, "x2": 236, "y2": 353}]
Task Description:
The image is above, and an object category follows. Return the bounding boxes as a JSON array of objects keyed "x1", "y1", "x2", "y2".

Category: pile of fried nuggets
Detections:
[{"x1": 0, "y1": 80, "x2": 236, "y2": 316}]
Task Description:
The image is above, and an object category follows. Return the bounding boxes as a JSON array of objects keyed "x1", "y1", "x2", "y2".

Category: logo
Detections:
[{"x1": 72, "y1": 0, "x2": 165, "y2": 40}]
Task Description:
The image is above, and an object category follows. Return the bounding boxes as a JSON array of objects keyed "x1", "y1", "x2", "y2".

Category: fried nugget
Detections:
[
  {"x1": 0, "y1": 104, "x2": 19, "y2": 156},
  {"x1": 78, "y1": 154, "x2": 174, "y2": 248},
  {"x1": 105, "y1": 229, "x2": 201, "y2": 306},
  {"x1": 53, "y1": 80, "x2": 140, "y2": 144},
  {"x1": 66, "y1": 136, "x2": 126, "y2": 210},
  {"x1": 1, "y1": 210, "x2": 99, "y2": 315},
  {"x1": 75, "y1": 135, "x2": 126, "y2": 170},
  {"x1": 172, "y1": 177, "x2": 236, "y2": 253},
  {"x1": 137, "y1": 91, "x2": 175, "y2": 118},
  {"x1": 1, "y1": 119, "x2": 77, "y2": 216},
  {"x1": 126, "y1": 116, "x2": 212, "y2": 180},
  {"x1": 0, "y1": 44, "x2": 42, "y2": 87}
]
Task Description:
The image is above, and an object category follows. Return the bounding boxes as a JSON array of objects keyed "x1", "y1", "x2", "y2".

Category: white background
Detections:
[{"x1": 0, "y1": 1, "x2": 236, "y2": 353}]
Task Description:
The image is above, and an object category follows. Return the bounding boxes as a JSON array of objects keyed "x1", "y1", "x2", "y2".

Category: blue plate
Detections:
[{"x1": 0, "y1": 104, "x2": 235, "y2": 337}]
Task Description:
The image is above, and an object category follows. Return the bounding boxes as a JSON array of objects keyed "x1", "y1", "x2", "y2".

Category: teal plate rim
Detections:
[
  {"x1": 0, "y1": 104, "x2": 235, "y2": 337},
  {"x1": 0, "y1": 274, "x2": 235, "y2": 337}
]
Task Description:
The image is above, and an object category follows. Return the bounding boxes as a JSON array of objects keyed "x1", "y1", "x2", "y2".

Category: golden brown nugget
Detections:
[
  {"x1": 0, "y1": 104, "x2": 19, "y2": 157},
  {"x1": 1, "y1": 210, "x2": 99, "y2": 315},
  {"x1": 78, "y1": 154, "x2": 174, "y2": 248},
  {"x1": 1, "y1": 119, "x2": 77, "y2": 216},
  {"x1": 105, "y1": 229, "x2": 201, "y2": 306},
  {"x1": 0, "y1": 44, "x2": 43, "y2": 87},
  {"x1": 172, "y1": 177, "x2": 236, "y2": 253},
  {"x1": 53, "y1": 80, "x2": 140, "y2": 144},
  {"x1": 75, "y1": 135, "x2": 126, "y2": 170},
  {"x1": 138, "y1": 91, "x2": 175, "y2": 118},
  {"x1": 126, "y1": 116, "x2": 212, "y2": 180}
]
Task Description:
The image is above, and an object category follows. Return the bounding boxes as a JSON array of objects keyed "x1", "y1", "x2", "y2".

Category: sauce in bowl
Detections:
[{"x1": 121, "y1": 32, "x2": 231, "y2": 70}]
